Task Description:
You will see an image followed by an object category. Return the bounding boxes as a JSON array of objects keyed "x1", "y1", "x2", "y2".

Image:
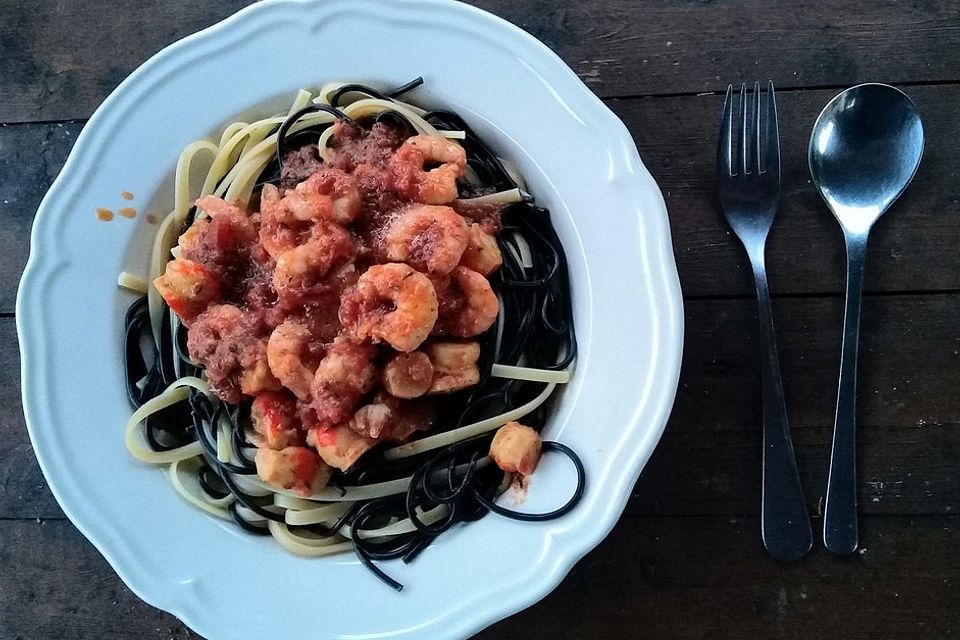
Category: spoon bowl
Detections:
[
  {"x1": 808, "y1": 83, "x2": 924, "y2": 554},
  {"x1": 809, "y1": 83, "x2": 924, "y2": 234}
]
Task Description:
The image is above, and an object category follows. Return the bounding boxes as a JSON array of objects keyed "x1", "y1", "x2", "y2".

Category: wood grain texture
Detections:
[
  {"x1": 674, "y1": 294, "x2": 960, "y2": 434},
  {"x1": 2, "y1": 516, "x2": 957, "y2": 640},
  {"x1": 0, "y1": 520, "x2": 195, "y2": 640},
  {"x1": 0, "y1": 122, "x2": 82, "y2": 313},
  {"x1": 3, "y1": 1, "x2": 960, "y2": 121},
  {"x1": 479, "y1": 515, "x2": 960, "y2": 640},
  {"x1": 0, "y1": 318, "x2": 53, "y2": 520},
  {"x1": 633, "y1": 424, "x2": 960, "y2": 517},
  {"x1": 0, "y1": 0, "x2": 253, "y2": 123},
  {"x1": 620, "y1": 83, "x2": 960, "y2": 297},
  {"x1": 475, "y1": 0, "x2": 960, "y2": 98}
]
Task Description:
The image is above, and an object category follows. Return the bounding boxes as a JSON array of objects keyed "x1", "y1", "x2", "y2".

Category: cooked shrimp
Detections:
[
  {"x1": 195, "y1": 196, "x2": 257, "y2": 240},
  {"x1": 187, "y1": 304, "x2": 275, "y2": 403},
  {"x1": 459, "y1": 223, "x2": 503, "y2": 276},
  {"x1": 179, "y1": 197, "x2": 256, "y2": 271},
  {"x1": 382, "y1": 351, "x2": 434, "y2": 398},
  {"x1": 387, "y1": 135, "x2": 467, "y2": 204},
  {"x1": 311, "y1": 337, "x2": 378, "y2": 425},
  {"x1": 273, "y1": 222, "x2": 356, "y2": 309},
  {"x1": 176, "y1": 219, "x2": 210, "y2": 257},
  {"x1": 258, "y1": 184, "x2": 299, "y2": 258},
  {"x1": 154, "y1": 258, "x2": 220, "y2": 322},
  {"x1": 186, "y1": 303, "x2": 242, "y2": 360},
  {"x1": 300, "y1": 169, "x2": 362, "y2": 224},
  {"x1": 258, "y1": 170, "x2": 360, "y2": 259},
  {"x1": 267, "y1": 319, "x2": 325, "y2": 400},
  {"x1": 425, "y1": 341, "x2": 481, "y2": 394},
  {"x1": 385, "y1": 205, "x2": 469, "y2": 274},
  {"x1": 432, "y1": 266, "x2": 499, "y2": 337},
  {"x1": 339, "y1": 263, "x2": 438, "y2": 352}
]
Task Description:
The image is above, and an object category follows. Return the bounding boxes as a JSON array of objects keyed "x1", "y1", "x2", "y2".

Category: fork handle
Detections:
[
  {"x1": 824, "y1": 233, "x2": 868, "y2": 554},
  {"x1": 751, "y1": 255, "x2": 812, "y2": 562}
]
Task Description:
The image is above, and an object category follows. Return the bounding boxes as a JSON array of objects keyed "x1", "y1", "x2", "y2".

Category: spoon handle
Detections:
[
  {"x1": 824, "y1": 233, "x2": 868, "y2": 554},
  {"x1": 752, "y1": 254, "x2": 812, "y2": 562}
]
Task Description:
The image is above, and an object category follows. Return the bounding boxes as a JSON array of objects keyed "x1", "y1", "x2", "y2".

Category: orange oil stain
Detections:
[
  {"x1": 96, "y1": 208, "x2": 114, "y2": 221},
  {"x1": 119, "y1": 207, "x2": 137, "y2": 219}
]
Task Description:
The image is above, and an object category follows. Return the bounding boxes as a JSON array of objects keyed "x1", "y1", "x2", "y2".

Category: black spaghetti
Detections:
[{"x1": 121, "y1": 79, "x2": 583, "y2": 590}]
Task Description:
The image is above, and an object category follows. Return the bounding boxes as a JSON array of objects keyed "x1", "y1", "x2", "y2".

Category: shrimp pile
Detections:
[{"x1": 154, "y1": 126, "x2": 505, "y2": 495}]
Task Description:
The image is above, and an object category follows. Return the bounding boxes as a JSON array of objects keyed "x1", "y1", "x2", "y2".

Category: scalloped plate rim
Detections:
[{"x1": 16, "y1": 1, "x2": 684, "y2": 638}]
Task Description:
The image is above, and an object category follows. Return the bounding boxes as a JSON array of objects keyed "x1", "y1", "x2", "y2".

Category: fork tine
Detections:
[
  {"x1": 738, "y1": 83, "x2": 747, "y2": 175},
  {"x1": 752, "y1": 81, "x2": 761, "y2": 174},
  {"x1": 764, "y1": 80, "x2": 780, "y2": 176},
  {"x1": 718, "y1": 84, "x2": 733, "y2": 177}
]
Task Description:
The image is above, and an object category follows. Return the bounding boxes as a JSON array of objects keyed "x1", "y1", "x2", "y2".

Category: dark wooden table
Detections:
[{"x1": 3, "y1": 1, "x2": 959, "y2": 638}]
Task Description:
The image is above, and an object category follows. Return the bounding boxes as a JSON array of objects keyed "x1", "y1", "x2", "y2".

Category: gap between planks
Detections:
[{"x1": 599, "y1": 77, "x2": 960, "y2": 102}]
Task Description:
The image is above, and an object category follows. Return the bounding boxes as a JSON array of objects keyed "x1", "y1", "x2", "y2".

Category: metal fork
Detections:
[{"x1": 717, "y1": 81, "x2": 812, "y2": 561}]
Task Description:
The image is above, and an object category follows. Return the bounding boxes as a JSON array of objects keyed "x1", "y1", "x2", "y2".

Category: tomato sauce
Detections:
[{"x1": 155, "y1": 121, "x2": 505, "y2": 478}]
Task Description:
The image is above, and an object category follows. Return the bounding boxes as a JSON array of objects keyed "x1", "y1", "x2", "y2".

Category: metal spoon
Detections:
[{"x1": 808, "y1": 83, "x2": 924, "y2": 554}]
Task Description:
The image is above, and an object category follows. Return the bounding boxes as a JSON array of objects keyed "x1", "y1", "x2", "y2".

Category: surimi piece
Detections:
[
  {"x1": 308, "y1": 424, "x2": 377, "y2": 472},
  {"x1": 255, "y1": 446, "x2": 332, "y2": 496},
  {"x1": 490, "y1": 421, "x2": 543, "y2": 476}
]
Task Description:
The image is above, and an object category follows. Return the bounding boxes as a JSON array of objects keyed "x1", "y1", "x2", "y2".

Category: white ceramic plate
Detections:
[{"x1": 17, "y1": 1, "x2": 683, "y2": 638}]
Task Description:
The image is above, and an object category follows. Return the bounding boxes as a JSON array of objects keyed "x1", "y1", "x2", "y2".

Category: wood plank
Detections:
[
  {"x1": 0, "y1": 318, "x2": 56, "y2": 520},
  {"x1": 620, "y1": 83, "x2": 960, "y2": 297},
  {"x1": 0, "y1": 1, "x2": 254, "y2": 123},
  {"x1": 632, "y1": 424, "x2": 960, "y2": 517},
  {"x1": 674, "y1": 294, "x2": 960, "y2": 433},
  {"x1": 0, "y1": 519, "x2": 196, "y2": 640},
  {"x1": 6, "y1": 293, "x2": 958, "y2": 519},
  {"x1": 1, "y1": 516, "x2": 956, "y2": 639},
  {"x1": 3, "y1": 1, "x2": 960, "y2": 121},
  {"x1": 476, "y1": 0, "x2": 960, "y2": 98},
  {"x1": 2, "y1": 82, "x2": 959, "y2": 306},
  {"x1": 480, "y1": 515, "x2": 960, "y2": 639},
  {"x1": 0, "y1": 122, "x2": 83, "y2": 313},
  {"x1": 632, "y1": 292, "x2": 960, "y2": 516}
]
